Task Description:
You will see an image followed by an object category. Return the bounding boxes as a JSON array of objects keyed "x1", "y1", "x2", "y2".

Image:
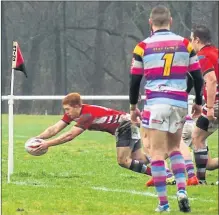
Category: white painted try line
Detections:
[
  {"x1": 3, "y1": 135, "x2": 29, "y2": 138},
  {"x1": 11, "y1": 181, "x2": 55, "y2": 187},
  {"x1": 15, "y1": 135, "x2": 29, "y2": 138},
  {"x1": 9, "y1": 182, "x2": 215, "y2": 203},
  {"x1": 91, "y1": 186, "x2": 214, "y2": 202}
]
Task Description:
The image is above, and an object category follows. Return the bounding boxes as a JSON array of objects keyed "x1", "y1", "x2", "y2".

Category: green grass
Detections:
[{"x1": 1, "y1": 114, "x2": 218, "y2": 215}]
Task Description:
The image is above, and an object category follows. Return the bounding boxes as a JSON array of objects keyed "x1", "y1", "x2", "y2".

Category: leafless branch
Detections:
[
  {"x1": 64, "y1": 25, "x2": 140, "y2": 42},
  {"x1": 67, "y1": 38, "x2": 124, "y2": 85},
  {"x1": 169, "y1": 2, "x2": 191, "y2": 32}
]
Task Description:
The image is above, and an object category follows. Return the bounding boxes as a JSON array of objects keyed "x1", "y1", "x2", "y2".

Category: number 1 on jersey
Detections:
[{"x1": 162, "y1": 53, "x2": 174, "y2": 76}]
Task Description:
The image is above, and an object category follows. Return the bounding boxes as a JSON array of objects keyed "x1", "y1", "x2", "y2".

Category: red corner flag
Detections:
[{"x1": 12, "y1": 41, "x2": 27, "y2": 78}]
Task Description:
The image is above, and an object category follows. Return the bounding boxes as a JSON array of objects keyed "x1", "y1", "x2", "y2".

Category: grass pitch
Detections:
[{"x1": 1, "y1": 115, "x2": 218, "y2": 215}]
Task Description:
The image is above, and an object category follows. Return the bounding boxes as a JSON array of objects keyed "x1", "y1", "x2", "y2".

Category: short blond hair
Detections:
[
  {"x1": 62, "y1": 92, "x2": 82, "y2": 106},
  {"x1": 150, "y1": 5, "x2": 171, "y2": 27}
]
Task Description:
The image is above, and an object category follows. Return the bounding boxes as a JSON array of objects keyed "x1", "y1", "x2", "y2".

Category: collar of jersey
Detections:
[
  {"x1": 199, "y1": 44, "x2": 212, "y2": 51},
  {"x1": 152, "y1": 29, "x2": 172, "y2": 36},
  {"x1": 79, "y1": 104, "x2": 85, "y2": 116}
]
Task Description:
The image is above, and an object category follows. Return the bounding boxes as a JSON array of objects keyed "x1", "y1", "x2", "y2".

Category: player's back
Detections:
[
  {"x1": 197, "y1": 45, "x2": 219, "y2": 116},
  {"x1": 198, "y1": 45, "x2": 218, "y2": 82},
  {"x1": 135, "y1": 30, "x2": 199, "y2": 108},
  {"x1": 62, "y1": 104, "x2": 128, "y2": 135}
]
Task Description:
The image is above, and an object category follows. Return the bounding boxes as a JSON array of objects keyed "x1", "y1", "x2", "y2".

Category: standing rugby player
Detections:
[
  {"x1": 190, "y1": 25, "x2": 219, "y2": 184},
  {"x1": 129, "y1": 5, "x2": 204, "y2": 212}
]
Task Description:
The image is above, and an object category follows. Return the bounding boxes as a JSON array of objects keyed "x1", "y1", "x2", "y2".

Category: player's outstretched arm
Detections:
[
  {"x1": 36, "y1": 120, "x2": 68, "y2": 139},
  {"x1": 34, "y1": 126, "x2": 85, "y2": 152}
]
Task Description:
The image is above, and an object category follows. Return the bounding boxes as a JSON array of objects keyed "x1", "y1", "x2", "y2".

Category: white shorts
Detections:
[{"x1": 141, "y1": 104, "x2": 187, "y2": 133}]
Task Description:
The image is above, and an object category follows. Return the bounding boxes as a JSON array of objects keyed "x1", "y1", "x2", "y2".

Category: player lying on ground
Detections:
[
  {"x1": 189, "y1": 25, "x2": 219, "y2": 185},
  {"x1": 33, "y1": 92, "x2": 153, "y2": 176}
]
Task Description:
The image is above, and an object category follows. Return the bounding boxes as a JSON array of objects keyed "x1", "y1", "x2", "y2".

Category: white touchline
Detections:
[
  {"x1": 91, "y1": 186, "x2": 214, "y2": 202},
  {"x1": 15, "y1": 135, "x2": 29, "y2": 138},
  {"x1": 10, "y1": 182, "x2": 216, "y2": 203},
  {"x1": 11, "y1": 181, "x2": 54, "y2": 187}
]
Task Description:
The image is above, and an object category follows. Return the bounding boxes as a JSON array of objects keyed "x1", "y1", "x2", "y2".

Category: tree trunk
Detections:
[
  {"x1": 211, "y1": 2, "x2": 218, "y2": 45},
  {"x1": 62, "y1": 1, "x2": 67, "y2": 95},
  {"x1": 90, "y1": 2, "x2": 110, "y2": 105},
  {"x1": 1, "y1": 2, "x2": 9, "y2": 113},
  {"x1": 184, "y1": 2, "x2": 192, "y2": 38},
  {"x1": 116, "y1": 2, "x2": 129, "y2": 111},
  {"x1": 52, "y1": 28, "x2": 62, "y2": 115},
  {"x1": 18, "y1": 36, "x2": 42, "y2": 114}
]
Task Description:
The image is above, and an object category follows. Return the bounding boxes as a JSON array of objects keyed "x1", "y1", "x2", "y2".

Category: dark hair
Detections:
[
  {"x1": 150, "y1": 5, "x2": 171, "y2": 27},
  {"x1": 192, "y1": 24, "x2": 211, "y2": 44}
]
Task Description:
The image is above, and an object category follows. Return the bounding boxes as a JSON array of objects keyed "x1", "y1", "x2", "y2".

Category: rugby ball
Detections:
[{"x1": 25, "y1": 138, "x2": 48, "y2": 156}]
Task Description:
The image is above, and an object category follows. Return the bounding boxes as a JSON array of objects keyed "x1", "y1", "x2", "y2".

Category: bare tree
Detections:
[
  {"x1": 90, "y1": 2, "x2": 111, "y2": 104},
  {"x1": 52, "y1": 27, "x2": 63, "y2": 114},
  {"x1": 2, "y1": 2, "x2": 218, "y2": 114},
  {"x1": 211, "y1": 2, "x2": 218, "y2": 45},
  {"x1": 1, "y1": 1, "x2": 9, "y2": 113}
]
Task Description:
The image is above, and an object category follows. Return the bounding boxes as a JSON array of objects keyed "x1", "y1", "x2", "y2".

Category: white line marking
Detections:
[
  {"x1": 15, "y1": 135, "x2": 29, "y2": 138},
  {"x1": 10, "y1": 182, "x2": 215, "y2": 203},
  {"x1": 92, "y1": 186, "x2": 214, "y2": 202},
  {"x1": 11, "y1": 181, "x2": 54, "y2": 187},
  {"x1": 2, "y1": 135, "x2": 29, "y2": 139}
]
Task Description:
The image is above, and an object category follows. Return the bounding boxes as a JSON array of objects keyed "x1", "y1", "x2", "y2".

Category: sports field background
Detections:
[{"x1": 2, "y1": 114, "x2": 218, "y2": 215}]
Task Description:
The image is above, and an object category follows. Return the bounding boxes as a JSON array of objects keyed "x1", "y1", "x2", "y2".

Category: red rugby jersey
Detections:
[
  {"x1": 62, "y1": 104, "x2": 127, "y2": 135},
  {"x1": 197, "y1": 45, "x2": 219, "y2": 102}
]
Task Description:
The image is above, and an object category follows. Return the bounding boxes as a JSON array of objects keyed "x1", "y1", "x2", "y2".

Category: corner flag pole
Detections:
[
  {"x1": 7, "y1": 42, "x2": 16, "y2": 183},
  {"x1": 7, "y1": 68, "x2": 15, "y2": 183},
  {"x1": 7, "y1": 41, "x2": 27, "y2": 183}
]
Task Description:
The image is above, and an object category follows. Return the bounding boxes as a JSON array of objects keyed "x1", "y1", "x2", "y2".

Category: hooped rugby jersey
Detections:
[{"x1": 130, "y1": 29, "x2": 201, "y2": 108}]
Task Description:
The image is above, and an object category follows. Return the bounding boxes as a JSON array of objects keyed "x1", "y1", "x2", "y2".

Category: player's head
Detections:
[
  {"x1": 190, "y1": 24, "x2": 211, "y2": 52},
  {"x1": 149, "y1": 5, "x2": 172, "y2": 32},
  {"x1": 62, "y1": 92, "x2": 82, "y2": 118}
]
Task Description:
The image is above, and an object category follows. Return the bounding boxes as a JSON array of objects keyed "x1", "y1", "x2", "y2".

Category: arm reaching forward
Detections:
[
  {"x1": 34, "y1": 125, "x2": 85, "y2": 152},
  {"x1": 36, "y1": 120, "x2": 68, "y2": 139}
]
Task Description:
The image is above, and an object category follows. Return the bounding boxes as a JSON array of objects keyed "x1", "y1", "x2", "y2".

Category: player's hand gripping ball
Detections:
[{"x1": 25, "y1": 138, "x2": 48, "y2": 156}]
